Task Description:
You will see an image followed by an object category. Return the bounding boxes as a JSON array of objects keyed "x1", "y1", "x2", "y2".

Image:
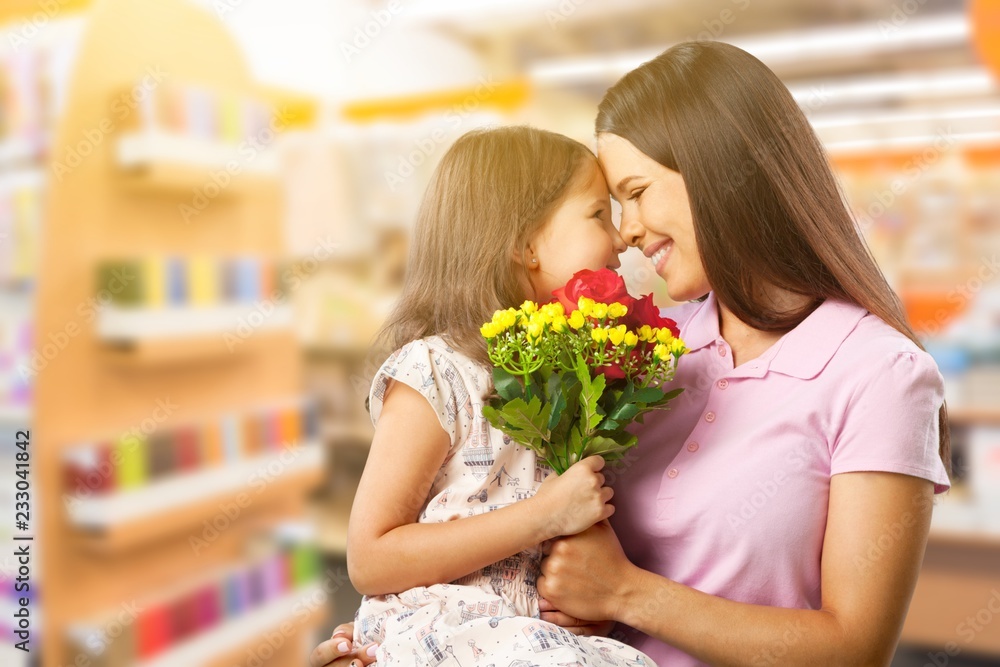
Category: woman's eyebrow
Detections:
[{"x1": 615, "y1": 175, "x2": 641, "y2": 193}]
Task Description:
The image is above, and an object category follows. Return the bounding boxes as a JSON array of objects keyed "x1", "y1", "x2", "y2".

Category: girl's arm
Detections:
[
  {"x1": 539, "y1": 471, "x2": 934, "y2": 666},
  {"x1": 347, "y1": 380, "x2": 614, "y2": 596}
]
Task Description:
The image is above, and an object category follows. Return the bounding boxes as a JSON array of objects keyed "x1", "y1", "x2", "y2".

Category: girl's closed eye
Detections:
[{"x1": 628, "y1": 187, "x2": 646, "y2": 202}]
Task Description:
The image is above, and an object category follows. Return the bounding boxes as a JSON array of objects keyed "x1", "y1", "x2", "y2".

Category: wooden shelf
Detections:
[
  {"x1": 98, "y1": 303, "x2": 293, "y2": 341},
  {"x1": 136, "y1": 582, "x2": 326, "y2": 667},
  {"x1": 947, "y1": 406, "x2": 1000, "y2": 426},
  {"x1": 903, "y1": 569, "x2": 1000, "y2": 655},
  {"x1": 314, "y1": 501, "x2": 351, "y2": 556},
  {"x1": 115, "y1": 129, "x2": 278, "y2": 193},
  {"x1": 67, "y1": 443, "x2": 324, "y2": 553},
  {"x1": 323, "y1": 419, "x2": 374, "y2": 444},
  {"x1": 0, "y1": 405, "x2": 30, "y2": 425}
]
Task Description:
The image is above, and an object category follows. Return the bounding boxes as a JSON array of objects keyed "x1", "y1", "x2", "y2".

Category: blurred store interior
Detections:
[{"x1": 0, "y1": 0, "x2": 998, "y2": 665}]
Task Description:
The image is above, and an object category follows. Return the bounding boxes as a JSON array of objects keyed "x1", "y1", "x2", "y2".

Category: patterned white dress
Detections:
[{"x1": 354, "y1": 336, "x2": 657, "y2": 666}]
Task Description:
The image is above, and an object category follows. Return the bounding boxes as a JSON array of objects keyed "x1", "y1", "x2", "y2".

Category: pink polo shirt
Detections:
[{"x1": 608, "y1": 292, "x2": 951, "y2": 666}]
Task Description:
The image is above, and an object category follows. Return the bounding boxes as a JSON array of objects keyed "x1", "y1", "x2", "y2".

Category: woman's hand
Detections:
[
  {"x1": 309, "y1": 623, "x2": 378, "y2": 667},
  {"x1": 537, "y1": 520, "x2": 640, "y2": 623},
  {"x1": 538, "y1": 596, "x2": 616, "y2": 637},
  {"x1": 532, "y1": 455, "x2": 614, "y2": 537}
]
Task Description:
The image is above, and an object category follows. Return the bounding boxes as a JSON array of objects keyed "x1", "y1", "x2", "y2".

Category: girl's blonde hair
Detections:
[{"x1": 372, "y1": 126, "x2": 595, "y2": 367}]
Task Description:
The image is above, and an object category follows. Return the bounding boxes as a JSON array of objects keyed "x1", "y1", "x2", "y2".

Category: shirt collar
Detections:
[{"x1": 679, "y1": 292, "x2": 869, "y2": 380}]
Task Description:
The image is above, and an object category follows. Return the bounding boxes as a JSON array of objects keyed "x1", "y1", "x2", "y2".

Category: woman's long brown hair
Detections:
[
  {"x1": 596, "y1": 41, "x2": 950, "y2": 477},
  {"x1": 370, "y1": 126, "x2": 595, "y2": 371}
]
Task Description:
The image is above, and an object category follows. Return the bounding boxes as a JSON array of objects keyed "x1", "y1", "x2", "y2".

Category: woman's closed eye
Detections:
[{"x1": 628, "y1": 187, "x2": 646, "y2": 202}]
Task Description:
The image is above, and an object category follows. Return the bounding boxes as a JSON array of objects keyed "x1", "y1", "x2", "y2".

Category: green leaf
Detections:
[
  {"x1": 494, "y1": 396, "x2": 552, "y2": 448},
  {"x1": 645, "y1": 387, "x2": 685, "y2": 409},
  {"x1": 580, "y1": 434, "x2": 632, "y2": 459},
  {"x1": 563, "y1": 423, "x2": 584, "y2": 472},
  {"x1": 492, "y1": 367, "x2": 523, "y2": 402},
  {"x1": 606, "y1": 402, "x2": 640, "y2": 423},
  {"x1": 574, "y1": 356, "x2": 606, "y2": 436},
  {"x1": 632, "y1": 386, "x2": 668, "y2": 404},
  {"x1": 550, "y1": 375, "x2": 581, "y2": 445},
  {"x1": 545, "y1": 373, "x2": 568, "y2": 433}
]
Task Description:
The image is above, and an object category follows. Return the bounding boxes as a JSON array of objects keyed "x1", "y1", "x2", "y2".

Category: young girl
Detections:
[{"x1": 347, "y1": 127, "x2": 656, "y2": 666}]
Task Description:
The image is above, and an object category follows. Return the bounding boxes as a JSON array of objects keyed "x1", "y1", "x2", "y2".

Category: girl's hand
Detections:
[
  {"x1": 538, "y1": 596, "x2": 616, "y2": 637},
  {"x1": 533, "y1": 455, "x2": 615, "y2": 537},
  {"x1": 537, "y1": 520, "x2": 639, "y2": 623},
  {"x1": 309, "y1": 623, "x2": 378, "y2": 667}
]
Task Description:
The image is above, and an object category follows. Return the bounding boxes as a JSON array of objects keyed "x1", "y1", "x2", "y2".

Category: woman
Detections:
[{"x1": 312, "y1": 41, "x2": 951, "y2": 667}]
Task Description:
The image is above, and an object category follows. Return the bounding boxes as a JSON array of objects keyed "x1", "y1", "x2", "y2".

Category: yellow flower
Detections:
[
  {"x1": 481, "y1": 323, "x2": 498, "y2": 339},
  {"x1": 637, "y1": 325, "x2": 653, "y2": 342},
  {"x1": 591, "y1": 303, "x2": 609, "y2": 319},
  {"x1": 608, "y1": 302, "x2": 629, "y2": 319},
  {"x1": 578, "y1": 297, "x2": 595, "y2": 317},
  {"x1": 656, "y1": 328, "x2": 674, "y2": 344},
  {"x1": 499, "y1": 309, "x2": 517, "y2": 329},
  {"x1": 551, "y1": 315, "x2": 569, "y2": 332},
  {"x1": 669, "y1": 338, "x2": 689, "y2": 356},
  {"x1": 653, "y1": 343, "x2": 670, "y2": 360},
  {"x1": 623, "y1": 331, "x2": 639, "y2": 347},
  {"x1": 527, "y1": 321, "x2": 544, "y2": 341},
  {"x1": 608, "y1": 324, "x2": 627, "y2": 346},
  {"x1": 568, "y1": 310, "x2": 585, "y2": 330},
  {"x1": 591, "y1": 327, "x2": 609, "y2": 344},
  {"x1": 541, "y1": 302, "x2": 564, "y2": 318},
  {"x1": 521, "y1": 300, "x2": 538, "y2": 315}
]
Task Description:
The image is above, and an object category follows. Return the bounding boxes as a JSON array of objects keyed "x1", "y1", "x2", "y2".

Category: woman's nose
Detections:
[{"x1": 618, "y1": 209, "x2": 643, "y2": 248}]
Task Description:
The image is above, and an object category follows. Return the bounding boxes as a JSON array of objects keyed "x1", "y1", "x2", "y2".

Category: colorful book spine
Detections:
[{"x1": 64, "y1": 403, "x2": 317, "y2": 496}]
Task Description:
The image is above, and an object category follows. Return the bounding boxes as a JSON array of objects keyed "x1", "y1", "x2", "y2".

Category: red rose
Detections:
[
  {"x1": 551, "y1": 268, "x2": 631, "y2": 312},
  {"x1": 626, "y1": 293, "x2": 680, "y2": 338}
]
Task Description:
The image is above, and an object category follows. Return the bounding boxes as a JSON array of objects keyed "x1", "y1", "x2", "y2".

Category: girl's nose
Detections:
[{"x1": 607, "y1": 219, "x2": 628, "y2": 256}]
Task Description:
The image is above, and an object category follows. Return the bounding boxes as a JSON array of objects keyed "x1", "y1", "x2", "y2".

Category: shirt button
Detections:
[
  {"x1": 717, "y1": 379, "x2": 729, "y2": 390},
  {"x1": 687, "y1": 442, "x2": 699, "y2": 452},
  {"x1": 705, "y1": 411, "x2": 716, "y2": 423},
  {"x1": 667, "y1": 468, "x2": 679, "y2": 478},
  {"x1": 718, "y1": 347, "x2": 727, "y2": 357}
]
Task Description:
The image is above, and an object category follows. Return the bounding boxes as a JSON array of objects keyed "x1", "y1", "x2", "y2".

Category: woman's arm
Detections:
[
  {"x1": 348, "y1": 381, "x2": 614, "y2": 596},
  {"x1": 539, "y1": 471, "x2": 934, "y2": 666}
]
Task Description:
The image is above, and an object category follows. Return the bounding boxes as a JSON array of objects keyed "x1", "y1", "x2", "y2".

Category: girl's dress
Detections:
[{"x1": 353, "y1": 336, "x2": 656, "y2": 666}]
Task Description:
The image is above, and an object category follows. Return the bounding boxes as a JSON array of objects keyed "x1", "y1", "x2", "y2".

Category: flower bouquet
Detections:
[{"x1": 480, "y1": 269, "x2": 687, "y2": 474}]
